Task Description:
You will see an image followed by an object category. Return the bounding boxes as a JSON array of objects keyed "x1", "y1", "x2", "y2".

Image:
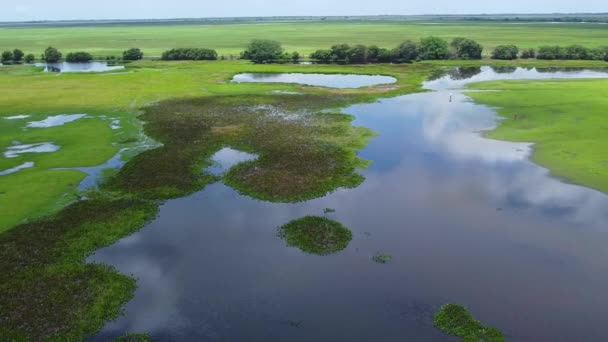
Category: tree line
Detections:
[{"x1": 0, "y1": 47, "x2": 144, "y2": 64}]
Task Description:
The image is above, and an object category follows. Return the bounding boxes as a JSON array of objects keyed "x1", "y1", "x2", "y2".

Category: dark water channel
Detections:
[{"x1": 90, "y1": 67, "x2": 608, "y2": 341}]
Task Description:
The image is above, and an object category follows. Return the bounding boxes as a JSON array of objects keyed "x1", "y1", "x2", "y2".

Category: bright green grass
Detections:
[
  {"x1": 278, "y1": 216, "x2": 352, "y2": 255},
  {"x1": 467, "y1": 78, "x2": 608, "y2": 194},
  {"x1": 1, "y1": 21, "x2": 607, "y2": 58}
]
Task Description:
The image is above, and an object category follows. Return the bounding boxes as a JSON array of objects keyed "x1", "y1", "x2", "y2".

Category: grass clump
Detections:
[
  {"x1": 371, "y1": 253, "x2": 392, "y2": 264},
  {"x1": 434, "y1": 304, "x2": 505, "y2": 341},
  {"x1": 323, "y1": 208, "x2": 336, "y2": 214},
  {"x1": 278, "y1": 216, "x2": 352, "y2": 255}
]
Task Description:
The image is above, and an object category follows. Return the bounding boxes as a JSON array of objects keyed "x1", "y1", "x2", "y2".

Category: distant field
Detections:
[{"x1": 1, "y1": 20, "x2": 607, "y2": 57}]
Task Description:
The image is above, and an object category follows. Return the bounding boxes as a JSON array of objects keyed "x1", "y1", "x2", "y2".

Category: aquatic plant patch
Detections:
[
  {"x1": 434, "y1": 304, "x2": 505, "y2": 341},
  {"x1": 278, "y1": 216, "x2": 352, "y2": 255}
]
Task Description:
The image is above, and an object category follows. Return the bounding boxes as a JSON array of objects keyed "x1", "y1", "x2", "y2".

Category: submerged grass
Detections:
[
  {"x1": 434, "y1": 304, "x2": 505, "y2": 341},
  {"x1": 467, "y1": 78, "x2": 608, "y2": 194},
  {"x1": 278, "y1": 216, "x2": 352, "y2": 255}
]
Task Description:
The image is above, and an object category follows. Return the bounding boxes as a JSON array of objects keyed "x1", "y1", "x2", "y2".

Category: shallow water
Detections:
[
  {"x1": 0, "y1": 162, "x2": 34, "y2": 176},
  {"x1": 27, "y1": 114, "x2": 87, "y2": 128},
  {"x1": 3, "y1": 115, "x2": 30, "y2": 120},
  {"x1": 53, "y1": 149, "x2": 126, "y2": 191},
  {"x1": 4, "y1": 142, "x2": 60, "y2": 158},
  {"x1": 91, "y1": 67, "x2": 608, "y2": 341},
  {"x1": 35, "y1": 62, "x2": 124, "y2": 73},
  {"x1": 232, "y1": 73, "x2": 397, "y2": 88},
  {"x1": 205, "y1": 148, "x2": 258, "y2": 176}
]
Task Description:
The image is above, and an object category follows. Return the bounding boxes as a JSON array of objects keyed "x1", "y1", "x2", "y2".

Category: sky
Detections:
[{"x1": 4, "y1": 0, "x2": 606, "y2": 22}]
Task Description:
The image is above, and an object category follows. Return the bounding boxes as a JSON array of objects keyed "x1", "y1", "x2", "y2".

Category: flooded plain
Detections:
[
  {"x1": 232, "y1": 73, "x2": 397, "y2": 88},
  {"x1": 91, "y1": 67, "x2": 608, "y2": 341}
]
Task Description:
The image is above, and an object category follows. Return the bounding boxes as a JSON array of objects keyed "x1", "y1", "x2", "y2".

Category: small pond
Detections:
[
  {"x1": 90, "y1": 67, "x2": 608, "y2": 341},
  {"x1": 35, "y1": 62, "x2": 124, "y2": 73},
  {"x1": 232, "y1": 73, "x2": 397, "y2": 88}
]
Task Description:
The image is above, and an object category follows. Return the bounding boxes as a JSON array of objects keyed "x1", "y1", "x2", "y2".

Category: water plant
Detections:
[
  {"x1": 371, "y1": 253, "x2": 392, "y2": 264},
  {"x1": 278, "y1": 216, "x2": 352, "y2": 255},
  {"x1": 434, "y1": 304, "x2": 505, "y2": 341}
]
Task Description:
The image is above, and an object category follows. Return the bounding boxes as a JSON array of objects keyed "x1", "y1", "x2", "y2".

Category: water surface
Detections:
[
  {"x1": 35, "y1": 62, "x2": 124, "y2": 73},
  {"x1": 91, "y1": 67, "x2": 608, "y2": 341},
  {"x1": 232, "y1": 73, "x2": 397, "y2": 88}
]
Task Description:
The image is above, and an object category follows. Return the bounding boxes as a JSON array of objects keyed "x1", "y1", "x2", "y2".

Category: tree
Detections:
[
  {"x1": 491, "y1": 45, "x2": 519, "y2": 60},
  {"x1": 536, "y1": 46, "x2": 565, "y2": 60},
  {"x1": 347, "y1": 45, "x2": 368, "y2": 64},
  {"x1": 1, "y1": 51, "x2": 13, "y2": 63},
  {"x1": 564, "y1": 45, "x2": 589, "y2": 60},
  {"x1": 160, "y1": 48, "x2": 217, "y2": 60},
  {"x1": 418, "y1": 37, "x2": 449, "y2": 60},
  {"x1": 12, "y1": 49, "x2": 24, "y2": 62},
  {"x1": 367, "y1": 45, "x2": 381, "y2": 63},
  {"x1": 393, "y1": 40, "x2": 419, "y2": 63},
  {"x1": 520, "y1": 48, "x2": 536, "y2": 59},
  {"x1": 65, "y1": 51, "x2": 93, "y2": 63},
  {"x1": 241, "y1": 40, "x2": 284, "y2": 64},
  {"x1": 310, "y1": 49, "x2": 332, "y2": 63},
  {"x1": 122, "y1": 48, "x2": 144, "y2": 61},
  {"x1": 24, "y1": 54, "x2": 35, "y2": 63},
  {"x1": 291, "y1": 51, "x2": 300, "y2": 63},
  {"x1": 42, "y1": 46, "x2": 62, "y2": 63},
  {"x1": 450, "y1": 38, "x2": 483, "y2": 59},
  {"x1": 329, "y1": 44, "x2": 351, "y2": 62}
]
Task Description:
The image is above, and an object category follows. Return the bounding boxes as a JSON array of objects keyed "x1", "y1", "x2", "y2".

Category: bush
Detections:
[
  {"x1": 122, "y1": 48, "x2": 144, "y2": 61},
  {"x1": 393, "y1": 40, "x2": 419, "y2": 62},
  {"x1": 450, "y1": 38, "x2": 483, "y2": 59},
  {"x1": 418, "y1": 36, "x2": 449, "y2": 60},
  {"x1": 491, "y1": 45, "x2": 519, "y2": 60},
  {"x1": 310, "y1": 49, "x2": 332, "y2": 63},
  {"x1": 42, "y1": 46, "x2": 62, "y2": 63},
  {"x1": 347, "y1": 44, "x2": 368, "y2": 64},
  {"x1": 24, "y1": 54, "x2": 35, "y2": 63},
  {"x1": 589, "y1": 47, "x2": 608, "y2": 61},
  {"x1": 564, "y1": 45, "x2": 590, "y2": 60},
  {"x1": 1, "y1": 51, "x2": 13, "y2": 63},
  {"x1": 12, "y1": 49, "x2": 24, "y2": 62},
  {"x1": 65, "y1": 51, "x2": 93, "y2": 63},
  {"x1": 520, "y1": 48, "x2": 536, "y2": 59},
  {"x1": 241, "y1": 40, "x2": 283, "y2": 63},
  {"x1": 537, "y1": 46, "x2": 565, "y2": 60},
  {"x1": 161, "y1": 48, "x2": 218, "y2": 61},
  {"x1": 291, "y1": 51, "x2": 300, "y2": 63}
]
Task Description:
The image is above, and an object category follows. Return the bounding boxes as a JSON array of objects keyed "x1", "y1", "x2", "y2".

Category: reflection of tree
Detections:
[
  {"x1": 449, "y1": 67, "x2": 482, "y2": 80},
  {"x1": 47, "y1": 66, "x2": 61, "y2": 72},
  {"x1": 490, "y1": 66, "x2": 517, "y2": 74}
]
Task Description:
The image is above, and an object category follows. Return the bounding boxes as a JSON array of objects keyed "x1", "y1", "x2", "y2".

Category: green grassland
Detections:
[
  {"x1": 467, "y1": 78, "x2": 608, "y2": 193},
  {"x1": 1, "y1": 21, "x2": 608, "y2": 57}
]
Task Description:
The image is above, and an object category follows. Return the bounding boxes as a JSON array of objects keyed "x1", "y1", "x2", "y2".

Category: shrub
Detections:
[
  {"x1": 122, "y1": 48, "x2": 144, "y2": 61},
  {"x1": 393, "y1": 40, "x2": 419, "y2": 62},
  {"x1": 42, "y1": 46, "x2": 62, "y2": 63},
  {"x1": 564, "y1": 45, "x2": 590, "y2": 60},
  {"x1": 1, "y1": 51, "x2": 13, "y2": 63},
  {"x1": 241, "y1": 40, "x2": 283, "y2": 63},
  {"x1": 65, "y1": 51, "x2": 93, "y2": 63},
  {"x1": 12, "y1": 49, "x2": 24, "y2": 62},
  {"x1": 24, "y1": 54, "x2": 35, "y2": 63},
  {"x1": 161, "y1": 48, "x2": 218, "y2": 61},
  {"x1": 520, "y1": 48, "x2": 536, "y2": 59},
  {"x1": 310, "y1": 49, "x2": 332, "y2": 63},
  {"x1": 291, "y1": 51, "x2": 300, "y2": 63},
  {"x1": 450, "y1": 38, "x2": 483, "y2": 59},
  {"x1": 537, "y1": 46, "x2": 565, "y2": 60},
  {"x1": 491, "y1": 45, "x2": 519, "y2": 60},
  {"x1": 418, "y1": 36, "x2": 449, "y2": 60},
  {"x1": 347, "y1": 44, "x2": 368, "y2": 64}
]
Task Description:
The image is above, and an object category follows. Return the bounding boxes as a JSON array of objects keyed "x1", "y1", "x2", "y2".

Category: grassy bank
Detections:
[
  {"x1": 1, "y1": 20, "x2": 608, "y2": 57},
  {"x1": 467, "y1": 78, "x2": 608, "y2": 193}
]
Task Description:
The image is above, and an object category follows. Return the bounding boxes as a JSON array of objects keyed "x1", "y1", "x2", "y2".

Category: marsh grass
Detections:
[
  {"x1": 278, "y1": 216, "x2": 352, "y2": 255},
  {"x1": 434, "y1": 304, "x2": 505, "y2": 341},
  {"x1": 371, "y1": 253, "x2": 392, "y2": 264}
]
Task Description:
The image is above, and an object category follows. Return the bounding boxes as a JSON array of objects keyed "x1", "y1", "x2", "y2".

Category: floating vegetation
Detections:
[
  {"x1": 26, "y1": 114, "x2": 87, "y2": 128},
  {"x1": 115, "y1": 333, "x2": 151, "y2": 341},
  {"x1": 278, "y1": 216, "x2": 352, "y2": 255},
  {"x1": 371, "y1": 253, "x2": 392, "y2": 264},
  {"x1": 434, "y1": 304, "x2": 505, "y2": 341},
  {"x1": 105, "y1": 94, "x2": 374, "y2": 201},
  {"x1": 323, "y1": 208, "x2": 336, "y2": 214}
]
